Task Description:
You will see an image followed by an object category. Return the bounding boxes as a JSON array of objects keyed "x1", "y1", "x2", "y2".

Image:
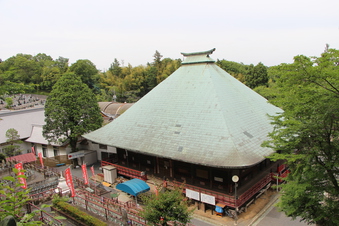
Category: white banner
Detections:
[
  {"x1": 201, "y1": 193, "x2": 215, "y2": 205},
  {"x1": 186, "y1": 189, "x2": 200, "y2": 201}
]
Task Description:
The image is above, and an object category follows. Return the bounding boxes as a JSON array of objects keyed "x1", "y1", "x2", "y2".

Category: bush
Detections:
[{"x1": 53, "y1": 200, "x2": 107, "y2": 226}]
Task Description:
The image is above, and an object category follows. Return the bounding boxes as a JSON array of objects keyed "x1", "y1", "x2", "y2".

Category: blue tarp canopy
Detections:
[{"x1": 116, "y1": 178, "x2": 150, "y2": 196}]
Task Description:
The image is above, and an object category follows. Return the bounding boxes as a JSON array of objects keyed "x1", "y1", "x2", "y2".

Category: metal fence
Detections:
[{"x1": 28, "y1": 202, "x2": 64, "y2": 226}]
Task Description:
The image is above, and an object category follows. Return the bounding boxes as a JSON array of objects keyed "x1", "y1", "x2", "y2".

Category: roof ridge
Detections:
[{"x1": 181, "y1": 48, "x2": 216, "y2": 56}]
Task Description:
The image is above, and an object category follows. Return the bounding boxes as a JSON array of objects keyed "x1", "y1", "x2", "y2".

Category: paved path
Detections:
[{"x1": 251, "y1": 206, "x2": 309, "y2": 226}]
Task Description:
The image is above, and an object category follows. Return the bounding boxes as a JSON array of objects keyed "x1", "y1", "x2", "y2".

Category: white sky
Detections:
[{"x1": 1, "y1": 0, "x2": 338, "y2": 71}]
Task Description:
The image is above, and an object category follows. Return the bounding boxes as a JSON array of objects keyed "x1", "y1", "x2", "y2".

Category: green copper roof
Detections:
[{"x1": 83, "y1": 49, "x2": 283, "y2": 168}]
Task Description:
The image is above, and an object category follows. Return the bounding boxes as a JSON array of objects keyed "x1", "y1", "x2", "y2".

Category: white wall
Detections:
[
  {"x1": 31, "y1": 143, "x2": 70, "y2": 157},
  {"x1": 87, "y1": 141, "x2": 116, "y2": 161}
]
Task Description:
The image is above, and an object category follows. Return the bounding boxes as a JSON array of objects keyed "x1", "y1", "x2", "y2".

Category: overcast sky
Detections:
[{"x1": 1, "y1": 0, "x2": 338, "y2": 71}]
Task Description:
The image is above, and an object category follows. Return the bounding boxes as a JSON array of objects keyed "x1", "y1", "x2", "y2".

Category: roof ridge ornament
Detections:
[
  {"x1": 181, "y1": 48, "x2": 216, "y2": 57},
  {"x1": 181, "y1": 48, "x2": 216, "y2": 65}
]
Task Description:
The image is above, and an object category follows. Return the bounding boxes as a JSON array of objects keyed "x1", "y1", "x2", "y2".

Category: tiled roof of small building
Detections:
[
  {"x1": 0, "y1": 108, "x2": 45, "y2": 144},
  {"x1": 83, "y1": 49, "x2": 283, "y2": 168}
]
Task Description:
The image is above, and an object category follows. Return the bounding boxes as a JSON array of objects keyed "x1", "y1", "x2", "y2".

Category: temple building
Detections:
[{"x1": 83, "y1": 48, "x2": 284, "y2": 212}]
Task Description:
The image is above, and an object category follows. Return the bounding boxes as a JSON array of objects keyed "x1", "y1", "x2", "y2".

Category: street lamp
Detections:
[{"x1": 232, "y1": 175, "x2": 239, "y2": 225}]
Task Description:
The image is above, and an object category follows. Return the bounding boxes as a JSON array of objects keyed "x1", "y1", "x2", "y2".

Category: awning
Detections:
[
  {"x1": 6, "y1": 153, "x2": 36, "y2": 163},
  {"x1": 116, "y1": 178, "x2": 150, "y2": 196}
]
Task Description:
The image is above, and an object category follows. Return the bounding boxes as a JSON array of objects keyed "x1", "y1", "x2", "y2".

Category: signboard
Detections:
[
  {"x1": 186, "y1": 189, "x2": 200, "y2": 201},
  {"x1": 68, "y1": 151, "x2": 85, "y2": 160},
  {"x1": 201, "y1": 193, "x2": 215, "y2": 205},
  {"x1": 214, "y1": 176, "x2": 223, "y2": 182}
]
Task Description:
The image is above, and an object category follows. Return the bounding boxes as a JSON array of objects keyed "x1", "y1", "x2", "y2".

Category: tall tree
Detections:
[
  {"x1": 263, "y1": 47, "x2": 339, "y2": 226},
  {"x1": 153, "y1": 50, "x2": 163, "y2": 70},
  {"x1": 216, "y1": 59, "x2": 247, "y2": 82},
  {"x1": 0, "y1": 81, "x2": 35, "y2": 97},
  {"x1": 3, "y1": 128, "x2": 22, "y2": 157},
  {"x1": 11, "y1": 54, "x2": 41, "y2": 84},
  {"x1": 53, "y1": 56, "x2": 69, "y2": 74},
  {"x1": 43, "y1": 72, "x2": 103, "y2": 153},
  {"x1": 69, "y1": 59, "x2": 99, "y2": 92},
  {"x1": 143, "y1": 66, "x2": 157, "y2": 94},
  {"x1": 245, "y1": 62, "x2": 268, "y2": 89},
  {"x1": 108, "y1": 58, "x2": 122, "y2": 78},
  {"x1": 40, "y1": 65, "x2": 62, "y2": 91}
]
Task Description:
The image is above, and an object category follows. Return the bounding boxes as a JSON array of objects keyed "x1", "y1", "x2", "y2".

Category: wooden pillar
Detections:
[
  {"x1": 138, "y1": 153, "x2": 141, "y2": 170},
  {"x1": 169, "y1": 159, "x2": 173, "y2": 178},
  {"x1": 209, "y1": 168, "x2": 213, "y2": 188},
  {"x1": 200, "y1": 202, "x2": 206, "y2": 212},
  {"x1": 156, "y1": 157, "x2": 159, "y2": 174},
  {"x1": 195, "y1": 201, "x2": 199, "y2": 210},
  {"x1": 125, "y1": 150, "x2": 129, "y2": 167}
]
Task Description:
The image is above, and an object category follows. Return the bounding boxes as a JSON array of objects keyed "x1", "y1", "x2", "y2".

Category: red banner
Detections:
[
  {"x1": 15, "y1": 163, "x2": 27, "y2": 189},
  {"x1": 31, "y1": 146, "x2": 36, "y2": 155},
  {"x1": 90, "y1": 166, "x2": 95, "y2": 177},
  {"x1": 82, "y1": 163, "x2": 89, "y2": 185},
  {"x1": 38, "y1": 152, "x2": 44, "y2": 168},
  {"x1": 65, "y1": 168, "x2": 76, "y2": 197}
]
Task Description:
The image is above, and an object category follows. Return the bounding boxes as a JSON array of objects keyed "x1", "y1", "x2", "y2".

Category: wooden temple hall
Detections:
[{"x1": 83, "y1": 48, "x2": 285, "y2": 213}]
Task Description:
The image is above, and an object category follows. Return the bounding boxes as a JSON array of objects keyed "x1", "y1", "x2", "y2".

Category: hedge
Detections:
[{"x1": 53, "y1": 201, "x2": 107, "y2": 226}]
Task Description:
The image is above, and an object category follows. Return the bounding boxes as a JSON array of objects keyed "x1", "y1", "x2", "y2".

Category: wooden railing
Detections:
[
  {"x1": 101, "y1": 161, "x2": 274, "y2": 210},
  {"x1": 101, "y1": 161, "x2": 147, "y2": 181},
  {"x1": 236, "y1": 173, "x2": 272, "y2": 208}
]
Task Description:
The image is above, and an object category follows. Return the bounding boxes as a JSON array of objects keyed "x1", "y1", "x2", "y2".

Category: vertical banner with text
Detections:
[
  {"x1": 90, "y1": 165, "x2": 95, "y2": 177},
  {"x1": 31, "y1": 146, "x2": 36, "y2": 155},
  {"x1": 82, "y1": 163, "x2": 89, "y2": 185},
  {"x1": 15, "y1": 163, "x2": 27, "y2": 189},
  {"x1": 65, "y1": 168, "x2": 76, "y2": 197},
  {"x1": 38, "y1": 152, "x2": 44, "y2": 168}
]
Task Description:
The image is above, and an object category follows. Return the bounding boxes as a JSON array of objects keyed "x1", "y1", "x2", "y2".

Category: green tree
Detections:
[
  {"x1": 12, "y1": 54, "x2": 41, "y2": 84},
  {"x1": 0, "y1": 153, "x2": 6, "y2": 162},
  {"x1": 263, "y1": 47, "x2": 339, "y2": 226},
  {"x1": 5, "y1": 97, "x2": 13, "y2": 109},
  {"x1": 53, "y1": 56, "x2": 69, "y2": 74},
  {"x1": 139, "y1": 188, "x2": 193, "y2": 226},
  {"x1": 33, "y1": 53, "x2": 53, "y2": 67},
  {"x1": 156, "y1": 58, "x2": 180, "y2": 83},
  {"x1": 143, "y1": 66, "x2": 157, "y2": 95},
  {"x1": 43, "y1": 72, "x2": 103, "y2": 153},
  {"x1": 69, "y1": 59, "x2": 99, "y2": 92},
  {"x1": 216, "y1": 59, "x2": 247, "y2": 82},
  {"x1": 0, "y1": 168, "x2": 43, "y2": 225},
  {"x1": 245, "y1": 62, "x2": 268, "y2": 89},
  {"x1": 108, "y1": 58, "x2": 122, "y2": 78},
  {"x1": 3, "y1": 128, "x2": 22, "y2": 157},
  {"x1": 0, "y1": 82, "x2": 35, "y2": 97},
  {"x1": 153, "y1": 50, "x2": 163, "y2": 70},
  {"x1": 40, "y1": 65, "x2": 62, "y2": 91}
]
